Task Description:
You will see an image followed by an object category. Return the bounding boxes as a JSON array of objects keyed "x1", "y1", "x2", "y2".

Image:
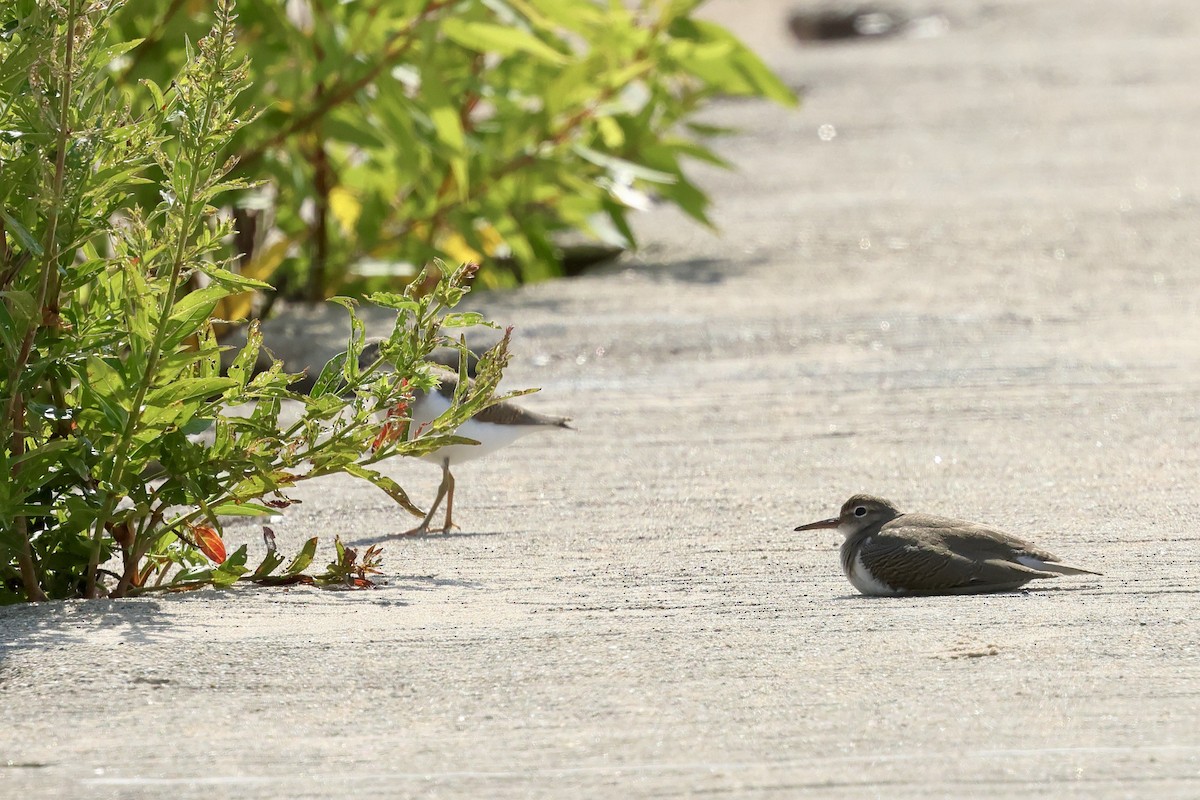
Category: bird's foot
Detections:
[
  {"x1": 399, "y1": 521, "x2": 433, "y2": 536},
  {"x1": 398, "y1": 520, "x2": 459, "y2": 536}
]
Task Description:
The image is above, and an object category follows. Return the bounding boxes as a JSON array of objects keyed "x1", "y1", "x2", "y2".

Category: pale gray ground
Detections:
[{"x1": 3, "y1": 0, "x2": 1199, "y2": 797}]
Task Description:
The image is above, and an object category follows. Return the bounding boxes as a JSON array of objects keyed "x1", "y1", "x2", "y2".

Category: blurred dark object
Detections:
[{"x1": 789, "y1": 5, "x2": 948, "y2": 42}]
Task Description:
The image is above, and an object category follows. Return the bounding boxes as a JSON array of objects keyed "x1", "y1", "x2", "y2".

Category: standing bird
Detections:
[
  {"x1": 795, "y1": 494, "x2": 1100, "y2": 596},
  {"x1": 358, "y1": 339, "x2": 571, "y2": 535},
  {"x1": 399, "y1": 371, "x2": 572, "y2": 534}
]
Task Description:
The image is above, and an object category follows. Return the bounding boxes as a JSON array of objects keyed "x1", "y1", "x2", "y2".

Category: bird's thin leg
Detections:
[
  {"x1": 440, "y1": 463, "x2": 457, "y2": 533},
  {"x1": 402, "y1": 462, "x2": 451, "y2": 536}
]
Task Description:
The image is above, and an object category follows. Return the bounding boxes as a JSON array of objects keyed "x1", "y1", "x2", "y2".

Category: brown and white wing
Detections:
[
  {"x1": 859, "y1": 528, "x2": 1057, "y2": 594},
  {"x1": 906, "y1": 514, "x2": 1103, "y2": 578}
]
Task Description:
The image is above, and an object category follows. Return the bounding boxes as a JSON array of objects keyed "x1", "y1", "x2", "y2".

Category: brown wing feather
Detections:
[
  {"x1": 934, "y1": 524, "x2": 1098, "y2": 574},
  {"x1": 892, "y1": 513, "x2": 1065, "y2": 562},
  {"x1": 859, "y1": 528, "x2": 1056, "y2": 594}
]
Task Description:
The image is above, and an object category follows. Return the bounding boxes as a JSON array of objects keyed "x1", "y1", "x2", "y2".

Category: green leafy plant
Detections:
[
  {"x1": 104, "y1": 0, "x2": 796, "y2": 301},
  {"x1": 163, "y1": 529, "x2": 386, "y2": 592},
  {"x1": 0, "y1": 0, "x2": 518, "y2": 603}
]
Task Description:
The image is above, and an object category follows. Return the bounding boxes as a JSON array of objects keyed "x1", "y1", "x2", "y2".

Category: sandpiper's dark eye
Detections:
[{"x1": 854, "y1": 506, "x2": 867, "y2": 517}]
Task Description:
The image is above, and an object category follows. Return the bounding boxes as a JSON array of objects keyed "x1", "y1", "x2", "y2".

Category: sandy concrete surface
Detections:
[{"x1": 3, "y1": 0, "x2": 1199, "y2": 796}]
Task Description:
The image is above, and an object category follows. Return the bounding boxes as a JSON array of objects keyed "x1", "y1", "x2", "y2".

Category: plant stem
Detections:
[
  {"x1": 308, "y1": 136, "x2": 331, "y2": 302},
  {"x1": 10, "y1": 402, "x2": 47, "y2": 601}
]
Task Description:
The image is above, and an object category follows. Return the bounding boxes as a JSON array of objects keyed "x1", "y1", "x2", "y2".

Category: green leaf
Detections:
[
  {"x1": 366, "y1": 292, "x2": 420, "y2": 313},
  {"x1": 11, "y1": 440, "x2": 76, "y2": 475},
  {"x1": 597, "y1": 116, "x2": 624, "y2": 149},
  {"x1": 571, "y1": 145, "x2": 678, "y2": 184},
  {"x1": 600, "y1": 198, "x2": 638, "y2": 249},
  {"x1": 210, "y1": 502, "x2": 275, "y2": 516},
  {"x1": 421, "y1": 76, "x2": 468, "y2": 197},
  {"x1": 84, "y1": 354, "x2": 126, "y2": 396},
  {"x1": 89, "y1": 165, "x2": 151, "y2": 194},
  {"x1": 284, "y1": 537, "x2": 319, "y2": 576},
  {"x1": 440, "y1": 311, "x2": 486, "y2": 328},
  {"x1": 309, "y1": 351, "x2": 349, "y2": 400},
  {"x1": 228, "y1": 320, "x2": 263, "y2": 391},
  {"x1": 685, "y1": 121, "x2": 736, "y2": 137},
  {"x1": 656, "y1": 174, "x2": 714, "y2": 227},
  {"x1": 210, "y1": 545, "x2": 250, "y2": 587},
  {"x1": 167, "y1": 285, "x2": 228, "y2": 340},
  {"x1": 100, "y1": 38, "x2": 146, "y2": 65},
  {"x1": 171, "y1": 567, "x2": 213, "y2": 586},
  {"x1": 654, "y1": 138, "x2": 733, "y2": 170},
  {"x1": 252, "y1": 549, "x2": 286, "y2": 579},
  {"x1": 0, "y1": 291, "x2": 37, "y2": 355},
  {"x1": 321, "y1": 115, "x2": 388, "y2": 149},
  {"x1": 141, "y1": 78, "x2": 167, "y2": 110},
  {"x1": 0, "y1": 208, "x2": 43, "y2": 256},
  {"x1": 668, "y1": 19, "x2": 797, "y2": 106},
  {"x1": 199, "y1": 264, "x2": 274, "y2": 292},
  {"x1": 145, "y1": 377, "x2": 238, "y2": 407},
  {"x1": 229, "y1": 471, "x2": 298, "y2": 499},
  {"x1": 441, "y1": 19, "x2": 568, "y2": 65},
  {"x1": 181, "y1": 416, "x2": 214, "y2": 436},
  {"x1": 523, "y1": 0, "x2": 605, "y2": 31}
]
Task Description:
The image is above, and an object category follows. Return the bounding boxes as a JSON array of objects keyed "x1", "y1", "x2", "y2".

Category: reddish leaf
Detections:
[
  {"x1": 360, "y1": 544, "x2": 385, "y2": 575},
  {"x1": 371, "y1": 400, "x2": 410, "y2": 452},
  {"x1": 191, "y1": 524, "x2": 227, "y2": 564}
]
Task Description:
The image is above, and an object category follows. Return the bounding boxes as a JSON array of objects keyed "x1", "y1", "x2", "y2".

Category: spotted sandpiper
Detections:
[
  {"x1": 359, "y1": 333, "x2": 572, "y2": 535},
  {"x1": 395, "y1": 370, "x2": 571, "y2": 534},
  {"x1": 794, "y1": 494, "x2": 1100, "y2": 596}
]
